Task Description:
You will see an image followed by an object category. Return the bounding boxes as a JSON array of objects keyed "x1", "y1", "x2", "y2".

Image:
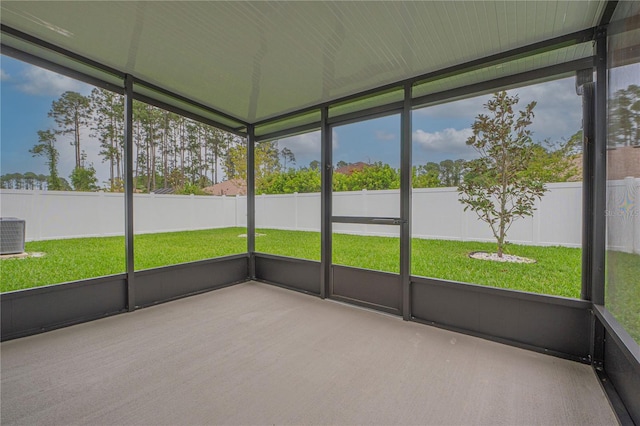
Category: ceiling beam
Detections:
[
  {"x1": 0, "y1": 43, "x2": 124, "y2": 95},
  {"x1": 1, "y1": 24, "x2": 123, "y2": 79},
  {"x1": 599, "y1": 1, "x2": 619, "y2": 27},
  {"x1": 1, "y1": 24, "x2": 250, "y2": 132},
  {"x1": 252, "y1": 27, "x2": 596, "y2": 128},
  {"x1": 412, "y1": 57, "x2": 595, "y2": 109}
]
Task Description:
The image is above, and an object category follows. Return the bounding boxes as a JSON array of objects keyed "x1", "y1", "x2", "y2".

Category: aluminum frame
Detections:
[
  {"x1": 251, "y1": 28, "x2": 596, "y2": 128},
  {"x1": 0, "y1": 24, "x2": 249, "y2": 136},
  {"x1": 400, "y1": 82, "x2": 412, "y2": 320},
  {"x1": 132, "y1": 92, "x2": 246, "y2": 136},
  {"x1": 247, "y1": 125, "x2": 256, "y2": 280},
  {"x1": 327, "y1": 109, "x2": 404, "y2": 309},
  {"x1": 254, "y1": 122, "x2": 321, "y2": 143},
  {"x1": 412, "y1": 58, "x2": 594, "y2": 109},
  {"x1": 579, "y1": 81, "x2": 595, "y2": 301},
  {"x1": 0, "y1": 43, "x2": 124, "y2": 94},
  {"x1": 320, "y1": 106, "x2": 332, "y2": 299},
  {"x1": 332, "y1": 216, "x2": 402, "y2": 225},
  {"x1": 590, "y1": 28, "x2": 608, "y2": 371},
  {"x1": 131, "y1": 77, "x2": 248, "y2": 131},
  {"x1": 124, "y1": 74, "x2": 135, "y2": 312},
  {"x1": 592, "y1": 28, "x2": 608, "y2": 307},
  {"x1": 3, "y1": 7, "x2": 639, "y2": 421}
]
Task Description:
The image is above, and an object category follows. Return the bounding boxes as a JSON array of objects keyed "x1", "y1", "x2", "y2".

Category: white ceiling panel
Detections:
[
  {"x1": 413, "y1": 42, "x2": 595, "y2": 100},
  {"x1": 1, "y1": 1, "x2": 607, "y2": 125}
]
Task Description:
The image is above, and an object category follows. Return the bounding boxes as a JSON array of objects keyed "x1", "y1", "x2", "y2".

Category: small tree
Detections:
[
  {"x1": 70, "y1": 164, "x2": 99, "y2": 191},
  {"x1": 458, "y1": 91, "x2": 546, "y2": 258}
]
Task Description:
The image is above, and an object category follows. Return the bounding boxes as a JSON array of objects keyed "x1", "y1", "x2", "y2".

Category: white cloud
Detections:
[
  {"x1": 0, "y1": 69, "x2": 9, "y2": 81},
  {"x1": 413, "y1": 77, "x2": 582, "y2": 143},
  {"x1": 515, "y1": 79, "x2": 582, "y2": 142},
  {"x1": 279, "y1": 129, "x2": 339, "y2": 157},
  {"x1": 279, "y1": 131, "x2": 321, "y2": 157},
  {"x1": 413, "y1": 127, "x2": 475, "y2": 158},
  {"x1": 16, "y1": 65, "x2": 91, "y2": 96},
  {"x1": 375, "y1": 130, "x2": 396, "y2": 141}
]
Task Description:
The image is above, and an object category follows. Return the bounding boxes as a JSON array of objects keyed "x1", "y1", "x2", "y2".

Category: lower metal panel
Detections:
[
  {"x1": 411, "y1": 277, "x2": 591, "y2": 361},
  {"x1": 135, "y1": 255, "x2": 248, "y2": 307},
  {"x1": 591, "y1": 306, "x2": 640, "y2": 425},
  {"x1": 0, "y1": 275, "x2": 127, "y2": 341},
  {"x1": 331, "y1": 266, "x2": 401, "y2": 315},
  {"x1": 255, "y1": 254, "x2": 321, "y2": 295},
  {"x1": 604, "y1": 331, "x2": 640, "y2": 425}
]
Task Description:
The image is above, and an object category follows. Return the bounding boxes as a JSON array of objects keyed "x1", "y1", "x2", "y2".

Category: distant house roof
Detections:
[
  {"x1": 568, "y1": 146, "x2": 640, "y2": 182},
  {"x1": 203, "y1": 179, "x2": 247, "y2": 196},
  {"x1": 607, "y1": 146, "x2": 640, "y2": 180},
  {"x1": 335, "y1": 162, "x2": 368, "y2": 175}
]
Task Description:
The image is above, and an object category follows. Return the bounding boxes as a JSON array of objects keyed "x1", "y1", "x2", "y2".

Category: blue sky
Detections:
[
  {"x1": 279, "y1": 77, "x2": 584, "y2": 170},
  {"x1": 2, "y1": 54, "x2": 584, "y2": 184},
  {"x1": 2, "y1": 55, "x2": 95, "y2": 181}
]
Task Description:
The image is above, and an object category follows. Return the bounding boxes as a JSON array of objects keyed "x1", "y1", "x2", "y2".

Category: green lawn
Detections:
[
  {"x1": 3, "y1": 227, "x2": 636, "y2": 344},
  {"x1": 606, "y1": 251, "x2": 640, "y2": 344},
  {"x1": 0, "y1": 227, "x2": 247, "y2": 293},
  {"x1": 259, "y1": 230, "x2": 582, "y2": 298},
  {"x1": 3, "y1": 227, "x2": 582, "y2": 298}
]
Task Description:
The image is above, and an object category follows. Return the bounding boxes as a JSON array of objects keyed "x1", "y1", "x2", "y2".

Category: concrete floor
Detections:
[{"x1": 1, "y1": 281, "x2": 617, "y2": 425}]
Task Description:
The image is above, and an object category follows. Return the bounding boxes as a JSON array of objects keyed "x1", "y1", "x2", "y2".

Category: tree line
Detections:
[
  {"x1": 5, "y1": 86, "x2": 592, "y2": 195},
  {"x1": 254, "y1": 138, "x2": 581, "y2": 195},
  {"x1": 609, "y1": 84, "x2": 640, "y2": 147},
  {"x1": 14, "y1": 89, "x2": 252, "y2": 193},
  {"x1": 0, "y1": 172, "x2": 71, "y2": 190}
]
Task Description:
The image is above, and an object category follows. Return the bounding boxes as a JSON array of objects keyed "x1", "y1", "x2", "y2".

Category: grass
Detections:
[
  {"x1": 258, "y1": 230, "x2": 582, "y2": 298},
  {"x1": 606, "y1": 251, "x2": 640, "y2": 344},
  {"x1": 413, "y1": 239, "x2": 583, "y2": 297},
  {"x1": 3, "y1": 227, "x2": 584, "y2": 297},
  {"x1": 3, "y1": 227, "x2": 636, "y2": 344},
  {"x1": 2, "y1": 227, "x2": 581, "y2": 296},
  {"x1": 1, "y1": 227, "x2": 247, "y2": 293}
]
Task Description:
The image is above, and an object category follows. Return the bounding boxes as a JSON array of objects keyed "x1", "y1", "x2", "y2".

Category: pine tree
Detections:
[
  {"x1": 48, "y1": 91, "x2": 92, "y2": 169},
  {"x1": 30, "y1": 129, "x2": 63, "y2": 190}
]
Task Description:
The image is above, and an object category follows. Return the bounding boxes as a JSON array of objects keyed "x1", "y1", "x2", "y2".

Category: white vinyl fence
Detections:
[
  {"x1": 2, "y1": 179, "x2": 639, "y2": 252},
  {"x1": 0, "y1": 192, "x2": 246, "y2": 241}
]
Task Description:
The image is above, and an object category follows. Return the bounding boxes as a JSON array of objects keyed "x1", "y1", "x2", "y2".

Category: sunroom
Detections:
[{"x1": 0, "y1": 1, "x2": 638, "y2": 424}]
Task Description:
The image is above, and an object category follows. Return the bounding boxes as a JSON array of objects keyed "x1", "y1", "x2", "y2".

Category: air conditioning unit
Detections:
[{"x1": 0, "y1": 218, "x2": 26, "y2": 255}]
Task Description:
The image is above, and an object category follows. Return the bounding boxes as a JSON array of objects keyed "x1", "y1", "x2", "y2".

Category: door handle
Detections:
[{"x1": 371, "y1": 218, "x2": 405, "y2": 225}]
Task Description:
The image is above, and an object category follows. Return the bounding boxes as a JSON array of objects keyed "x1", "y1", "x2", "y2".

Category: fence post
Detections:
[
  {"x1": 460, "y1": 189, "x2": 467, "y2": 242},
  {"x1": 532, "y1": 195, "x2": 541, "y2": 245},
  {"x1": 362, "y1": 189, "x2": 368, "y2": 235},
  {"x1": 220, "y1": 195, "x2": 226, "y2": 228},
  {"x1": 635, "y1": 178, "x2": 640, "y2": 254},
  {"x1": 294, "y1": 192, "x2": 299, "y2": 230},
  {"x1": 32, "y1": 190, "x2": 41, "y2": 241},
  {"x1": 229, "y1": 195, "x2": 234, "y2": 227},
  {"x1": 98, "y1": 191, "x2": 106, "y2": 237},
  {"x1": 189, "y1": 194, "x2": 195, "y2": 231}
]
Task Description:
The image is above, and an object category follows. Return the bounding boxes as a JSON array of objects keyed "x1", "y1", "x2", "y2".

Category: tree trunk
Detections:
[{"x1": 75, "y1": 110, "x2": 81, "y2": 169}]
